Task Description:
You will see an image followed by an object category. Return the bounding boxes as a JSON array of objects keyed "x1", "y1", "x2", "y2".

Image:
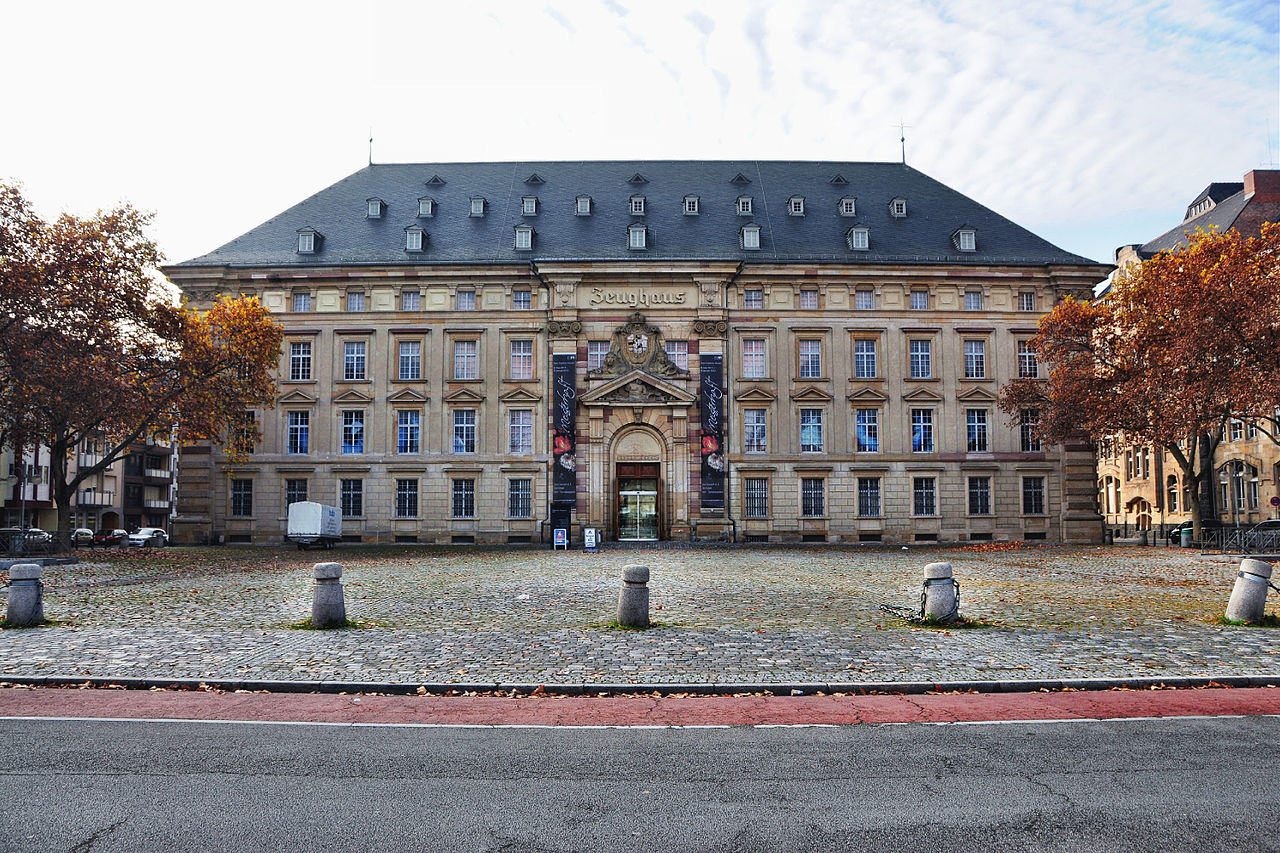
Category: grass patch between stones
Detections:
[
  {"x1": 0, "y1": 617, "x2": 66, "y2": 630},
  {"x1": 288, "y1": 616, "x2": 387, "y2": 630},
  {"x1": 592, "y1": 619, "x2": 668, "y2": 631},
  {"x1": 1216, "y1": 613, "x2": 1280, "y2": 628}
]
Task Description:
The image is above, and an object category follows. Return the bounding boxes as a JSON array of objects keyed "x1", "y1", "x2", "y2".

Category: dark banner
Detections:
[
  {"x1": 699, "y1": 352, "x2": 725, "y2": 511},
  {"x1": 551, "y1": 353, "x2": 578, "y2": 506}
]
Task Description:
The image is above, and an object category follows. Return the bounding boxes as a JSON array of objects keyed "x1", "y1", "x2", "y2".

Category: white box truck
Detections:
[{"x1": 287, "y1": 502, "x2": 342, "y2": 549}]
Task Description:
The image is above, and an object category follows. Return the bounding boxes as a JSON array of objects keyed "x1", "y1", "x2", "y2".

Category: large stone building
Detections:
[{"x1": 163, "y1": 161, "x2": 1108, "y2": 546}]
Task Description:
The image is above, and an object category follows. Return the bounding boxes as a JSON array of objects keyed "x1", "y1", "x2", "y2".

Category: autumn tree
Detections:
[
  {"x1": 0, "y1": 181, "x2": 284, "y2": 534},
  {"x1": 999, "y1": 223, "x2": 1280, "y2": 536}
]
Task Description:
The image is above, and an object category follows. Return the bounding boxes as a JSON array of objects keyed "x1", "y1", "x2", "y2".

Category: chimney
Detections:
[{"x1": 1243, "y1": 170, "x2": 1280, "y2": 203}]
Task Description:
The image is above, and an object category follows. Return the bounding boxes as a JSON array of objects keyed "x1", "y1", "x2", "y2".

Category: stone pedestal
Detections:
[
  {"x1": 617, "y1": 564, "x2": 650, "y2": 628},
  {"x1": 1225, "y1": 558, "x2": 1273, "y2": 623},
  {"x1": 6, "y1": 563, "x2": 43, "y2": 627},
  {"x1": 922, "y1": 561, "x2": 959, "y2": 623},
  {"x1": 312, "y1": 562, "x2": 347, "y2": 628}
]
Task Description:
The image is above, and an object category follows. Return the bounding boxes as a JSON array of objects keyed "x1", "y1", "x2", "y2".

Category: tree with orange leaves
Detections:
[
  {"x1": 999, "y1": 222, "x2": 1280, "y2": 537},
  {"x1": 0, "y1": 182, "x2": 283, "y2": 534}
]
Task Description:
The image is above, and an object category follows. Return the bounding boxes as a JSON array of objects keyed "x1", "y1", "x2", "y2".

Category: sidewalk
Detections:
[{"x1": 2, "y1": 544, "x2": 1277, "y2": 691}]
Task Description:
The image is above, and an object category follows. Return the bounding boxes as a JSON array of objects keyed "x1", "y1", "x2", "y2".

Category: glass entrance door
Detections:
[{"x1": 617, "y1": 477, "x2": 659, "y2": 541}]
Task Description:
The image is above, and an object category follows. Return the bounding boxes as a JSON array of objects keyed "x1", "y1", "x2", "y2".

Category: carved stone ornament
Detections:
[
  {"x1": 692, "y1": 319, "x2": 728, "y2": 337},
  {"x1": 547, "y1": 320, "x2": 583, "y2": 336},
  {"x1": 700, "y1": 279, "x2": 720, "y2": 306},
  {"x1": 587, "y1": 312, "x2": 687, "y2": 379},
  {"x1": 554, "y1": 281, "x2": 577, "y2": 306},
  {"x1": 598, "y1": 379, "x2": 677, "y2": 404}
]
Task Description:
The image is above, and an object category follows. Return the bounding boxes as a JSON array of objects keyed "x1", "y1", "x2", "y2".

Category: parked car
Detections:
[
  {"x1": 92, "y1": 528, "x2": 128, "y2": 547},
  {"x1": 125, "y1": 527, "x2": 168, "y2": 548},
  {"x1": 71, "y1": 528, "x2": 94, "y2": 545},
  {"x1": 1242, "y1": 519, "x2": 1280, "y2": 552},
  {"x1": 0, "y1": 527, "x2": 53, "y2": 555},
  {"x1": 1166, "y1": 519, "x2": 1229, "y2": 545}
]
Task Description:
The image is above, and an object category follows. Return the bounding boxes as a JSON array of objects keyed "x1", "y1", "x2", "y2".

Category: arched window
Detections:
[{"x1": 1166, "y1": 475, "x2": 1179, "y2": 512}]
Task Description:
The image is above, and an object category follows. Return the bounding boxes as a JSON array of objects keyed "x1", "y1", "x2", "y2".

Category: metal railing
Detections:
[{"x1": 1200, "y1": 526, "x2": 1280, "y2": 554}]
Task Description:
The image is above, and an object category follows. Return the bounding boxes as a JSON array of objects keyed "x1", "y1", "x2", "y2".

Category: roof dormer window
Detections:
[
  {"x1": 367, "y1": 198, "x2": 384, "y2": 218},
  {"x1": 576, "y1": 195, "x2": 592, "y2": 216},
  {"x1": 418, "y1": 196, "x2": 435, "y2": 217},
  {"x1": 629, "y1": 195, "x2": 646, "y2": 216},
  {"x1": 514, "y1": 225, "x2": 534, "y2": 251},
  {"x1": 788, "y1": 196, "x2": 805, "y2": 216},
  {"x1": 890, "y1": 198, "x2": 907, "y2": 218},
  {"x1": 470, "y1": 197, "x2": 487, "y2": 217},
  {"x1": 405, "y1": 226, "x2": 426, "y2": 253},
  {"x1": 741, "y1": 224, "x2": 761, "y2": 250},
  {"x1": 953, "y1": 228, "x2": 976, "y2": 252},
  {"x1": 737, "y1": 196, "x2": 753, "y2": 216},
  {"x1": 521, "y1": 196, "x2": 538, "y2": 216},
  {"x1": 628, "y1": 224, "x2": 648, "y2": 250},
  {"x1": 296, "y1": 227, "x2": 321, "y2": 254},
  {"x1": 683, "y1": 195, "x2": 700, "y2": 216},
  {"x1": 846, "y1": 226, "x2": 870, "y2": 251},
  {"x1": 839, "y1": 197, "x2": 857, "y2": 217}
]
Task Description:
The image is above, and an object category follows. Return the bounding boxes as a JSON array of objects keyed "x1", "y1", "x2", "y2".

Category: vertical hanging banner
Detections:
[
  {"x1": 551, "y1": 353, "x2": 578, "y2": 506},
  {"x1": 700, "y1": 353, "x2": 725, "y2": 511}
]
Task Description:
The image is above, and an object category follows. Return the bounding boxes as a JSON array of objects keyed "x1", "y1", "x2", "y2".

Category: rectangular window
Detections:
[
  {"x1": 508, "y1": 479, "x2": 533, "y2": 518},
  {"x1": 684, "y1": 196, "x2": 700, "y2": 215},
  {"x1": 744, "y1": 289, "x2": 763, "y2": 309},
  {"x1": 453, "y1": 409, "x2": 476, "y2": 454},
  {"x1": 737, "y1": 197, "x2": 753, "y2": 216},
  {"x1": 405, "y1": 230, "x2": 424, "y2": 252},
  {"x1": 857, "y1": 477, "x2": 881, "y2": 517},
  {"x1": 967, "y1": 409, "x2": 990, "y2": 452},
  {"x1": 1023, "y1": 476, "x2": 1046, "y2": 515},
  {"x1": 630, "y1": 196, "x2": 645, "y2": 215},
  {"x1": 854, "y1": 289, "x2": 875, "y2": 310},
  {"x1": 664, "y1": 340, "x2": 688, "y2": 371},
  {"x1": 909, "y1": 340, "x2": 932, "y2": 379},
  {"x1": 968, "y1": 476, "x2": 991, "y2": 515},
  {"x1": 401, "y1": 290, "x2": 420, "y2": 311},
  {"x1": 853, "y1": 339, "x2": 877, "y2": 379},
  {"x1": 397, "y1": 410, "x2": 420, "y2": 454},
  {"x1": 800, "y1": 409, "x2": 824, "y2": 452},
  {"x1": 343, "y1": 342, "x2": 367, "y2": 381},
  {"x1": 799, "y1": 289, "x2": 819, "y2": 310},
  {"x1": 742, "y1": 338, "x2": 766, "y2": 378},
  {"x1": 289, "y1": 342, "x2": 312, "y2": 381},
  {"x1": 297, "y1": 232, "x2": 314, "y2": 253},
  {"x1": 287, "y1": 411, "x2": 310, "y2": 454},
  {"x1": 340, "y1": 479, "x2": 363, "y2": 518},
  {"x1": 453, "y1": 340, "x2": 478, "y2": 380},
  {"x1": 910, "y1": 290, "x2": 929, "y2": 310},
  {"x1": 913, "y1": 477, "x2": 937, "y2": 516},
  {"x1": 346, "y1": 291, "x2": 365, "y2": 312},
  {"x1": 741, "y1": 227, "x2": 760, "y2": 249},
  {"x1": 963, "y1": 340, "x2": 986, "y2": 379},
  {"x1": 395, "y1": 479, "x2": 419, "y2": 518},
  {"x1": 522, "y1": 196, "x2": 537, "y2": 216},
  {"x1": 419, "y1": 198, "x2": 434, "y2": 217},
  {"x1": 514, "y1": 227, "x2": 532, "y2": 250},
  {"x1": 341, "y1": 410, "x2": 365, "y2": 454},
  {"x1": 510, "y1": 339, "x2": 534, "y2": 380},
  {"x1": 587, "y1": 341, "x2": 609, "y2": 372},
  {"x1": 456, "y1": 290, "x2": 476, "y2": 311},
  {"x1": 1017, "y1": 291, "x2": 1036, "y2": 311},
  {"x1": 801, "y1": 478, "x2": 825, "y2": 517},
  {"x1": 743, "y1": 477, "x2": 769, "y2": 518},
  {"x1": 964, "y1": 290, "x2": 982, "y2": 310},
  {"x1": 230, "y1": 479, "x2": 253, "y2": 516},
  {"x1": 1017, "y1": 342, "x2": 1039, "y2": 379},
  {"x1": 798, "y1": 339, "x2": 822, "y2": 378},
  {"x1": 1230, "y1": 419, "x2": 1244, "y2": 441},
  {"x1": 911, "y1": 408, "x2": 934, "y2": 452},
  {"x1": 285, "y1": 479, "x2": 307, "y2": 507},
  {"x1": 234, "y1": 411, "x2": 256, "y2": 455},
  {"x1": 452, "y1": 479, "x2": 476, "y2": 518},
  {"x1": 509, "y1": 409, "x2": 533, "y2": 454},
  {"x1": 398, "y1": 341, "x2": 422, "y2": 381},
  {"x1": 1246, "y1": 421, "x2": 1259, "y2": 439},
  {"x1": 513, "y1": 289, "x2": 531, "y2": 310},
  {"x1": 856, "y1": 408, "x2": 879, "y2": 452},
  {"x1": 1020, "y1": 409, "x2": 1042, "y2": 452},
  {"x1": 628, "y1": 226, "x2": 647, "y2": 249},
  {"x1": 743, "y1": 409, "x2": 767, "y2": 453},
  {"x1": 292, "y1": 292, "x2": 311, "y2": 312},
  {"x1": 576, "y1": 196, "x2": 592, "y2": 216}
]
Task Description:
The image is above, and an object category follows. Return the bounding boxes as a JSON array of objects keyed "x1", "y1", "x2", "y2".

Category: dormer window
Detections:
[
  {"x1": 737, "y1": 196, "x2": 753, "y2": 216},
  {"x1": 576, "y1": 195, "x2": 592, "y2": 216},
  {"x1": 846, "y1": 226, "x2": 870, "y2": 251},
  {"x1": 740, "y1": 224, "x2": 761, "y2": 250},
  {"x1": 470, "y1": 197, "x2": 487, "y2": 217},
  {"x1": 839, "y1": 197, "x2": 857, "y2": 217},
  {"x1": 418, "y1": 197, "x2": 435, "y2": 217},
  {"x1": 629, "y1": 195, "x2": 646, "y2": 216},
  {"x1": 683, "y1": 195, "x2": 700, "y2": 216},
  {"x1": 953, "y1": 228, "x2": 977, "y2": 252},
  {"x1": 521, "y1": 196, "x2": 538, "y2": 216},
  {"x1": 514, "y1": 225, "x2": 534, "y2": 251},
  {"x1": 367, "y1": 198, "x2": 384, "y2": 218},
  {"x1": 890, "y1": 198, "x2": 907, "y2": 218},
  {"x1": 405, "y1": 226, "x2": 426, "y2": 253},
  {"x1": 628, "y1": 224, "x2": 648, "y2": 250},
  {"x1": 296, "y1": 228, "x2": 321, "y2": 254},
  {"x1": 788, "y1": 196, "x2": 805, "y2": 216}
]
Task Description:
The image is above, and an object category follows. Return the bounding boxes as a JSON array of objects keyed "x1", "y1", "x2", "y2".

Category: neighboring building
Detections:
[
  {"x1": 163, "y1": 160, "x2": 1108, "y2": 546},
  {"x1": 1100, "y1": 169, "x2": 1280, "y2": 537}
]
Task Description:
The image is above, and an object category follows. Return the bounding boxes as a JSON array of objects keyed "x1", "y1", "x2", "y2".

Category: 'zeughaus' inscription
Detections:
[{"x1": 588, "y1": 288, "x2": 687, "y2": 307}]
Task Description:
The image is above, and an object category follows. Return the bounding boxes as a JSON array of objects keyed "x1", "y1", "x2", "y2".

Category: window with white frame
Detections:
[
  {"x1": 453, "y1": 340, "x2": 478, "y2": 380},
  {"x1": 910, "y1": 289, "x2": 929, "y2": 310},
  {"x1": 398, "y1": 341, "x2": 421, "y2": 381},
  {"x1": 340, "y1": 479, "x2": 363, "y2": 517},
  {"x1": 397, "y1": 410, "x2": 420, "y2": 454},
  {"x1": 857, "y1": 477, "x2": 881, "y2": 517},
  {"x1": 798, "y1": 339, "x2": 822, "y2": 378},
  {"x1": 856, "y1": 408, "x2": 879, "y2": 452},
  {"x1": 629, "y1": 195, "x2": 646, "y2": 215},
  {"x1": 513, "y1": 289, "x2": 531, "y2": 310},
  {"x1": 522, "y1": 196, "x2": 538, "y2": 216},
  {"x1": 587, "y1": 341, "x2": 609, "y2": 371},
  {"x1": 576, "y1": 195, "x2": 592, "y2": 216},
  {"x1": 395, "y1": 479, "x2": 418, "y2": 518},
  {"x1": 405, "y1": 228, "x2": 424, "y2": 252},
  {"x1": 1230, "y1": 419, "x2": 1244, "y2": 441},
  {"x1": 1167, "y1": 476, "x2": 1179, "y2": 512},
  {"x1": 289, "y1": 342, "x2": 312, "y2": 381},
  {"x1": 401, "y1": 290, "x2": 420, "y2": 311},
  {"x1": 1017, "y1": 341, "x2": 1039, "y2": 379},
  {"x1": 683, "y1": 195, "x2": 700, "y2": 215},
  {"x1": 788, "y1": 196, "x2": 805, "y2": 216},
  {"x1": 292, "y1": 292, "x2": 311, "y2": 312},
  {"x1": 418, "y1": 197, "x2": 435, "y2": 217},
  {"x1": 509, "y1": 409, "x2": 533, "y2": 454},
  {"x1": 744, "y1": 289, "x2": 763, "y2": 309},
  {"x1": 743, "y1": 477, "x2": 769, "y2": 517},
  {"x1": 1020, "y1": 409, "x2": 1042, "y2": 452},
  {"x1": 853, "y1": 339, "x2": 877, "y2": 379},
  {"x1": 913, "y1": 477, "x2": 937, "y2": 515},
  {"x1": 453, "y1": 409, "x2": 476, "y2": 454},
  {"x1": 742, "y1": 338, "x2": 766, "y2": 378},
  {"x1": 287, "y1": 411, "x2": 310, "y2": 454},
  {"x1": 514, "y1": 225, "x2": 533, "y2": 251},
  {"x1": 890, "y1": 198, "x2": 907, "y2": 217},
  {"x1": 367, "y1": 198, "x2": 384, "y2": 218},
  {"x1": 628, "y1": 224, "x2": 647, "y2": 250},
  {"x1": 664, "y1": 340, "x2": 688, "y2": 371},
  {"x1": 452, "y1": 478, "x2": 475, "y2": 518},
  {"x1": 801, "y1": 477, "x2": 825, "y2": 516},
  {"x1": 231, "y1": 479, "x2": 253, "y2": 516},
  {"x1": 456, "y1": 290, "x2": 476, "y2": 311},
  {"x1": 963, "y1": 290, "x2": 982, "y2": 310},
  {"x1": 297, "y1": 231, "x2": 315, "y2": 253},
  {"x1": 1022, "y1": 476, "x2": 1046, "y2": 514},
  {"x1": 470, "y1": 197, "x2": 486, "y2": 217},
  {"x1": 508, "y1": 479, "x2": 533, "y2": 517},
  {"x1": 743, "y1": 409, "x2": 767, "y2": 453},
  {"x1": 343, "y1": 342, "x2": 367, "y2": 380},
  {"x1": 1017, "y1": 291, "x2": 1035, "y2": 311},
  {"x1": 968, "y1": 476, "x2": 991, "y2": 515},
  {"x1": 911, "y1": 408, "x2": 934, "y2": 452},
  {"x1": 800, "y1": 408, "x2": 824, "y2": 452},
  {"x1": 855, "y1": 289, "x2": 875, "y2": 310},
  {"x1": 840, "y1": 197, "x2": 857, "y2": 216},
  {"x1": 741, "y1": 225, "x2": 761, "y2": 250},
  {"x1": 799, "y1": 289, "x2": 819, "y2": 309},
  {"x1": 1247, "y1": 421, "x2": 1259, "y2": 439},
  {"x1": 909, "y1": 339, "x2": 932, "y2": 379},
  {"x1": 967, "y1": 409, "x2": 990, "y2": 452},
  {"x1": 847, "y1": 227, "x2": 869, "y2": 251},
  {"x1": 737, "y1": 196, "x2": 753, "y2": 216},
  {"x1": 956, "y1": 229, "x2": 976, "y2": 252},
  {"x1": 346, "y1": 291, "x2": 366, "y2": 312},
  {"x1": 963, "y1": 340, "x2": 986, "y2": 379},
  {"x1": 341, "y1": 410, "x2": 365, "y2": 454},
  {"x1": 510, "y1": 339, "x2": 534, "y2": 380}
]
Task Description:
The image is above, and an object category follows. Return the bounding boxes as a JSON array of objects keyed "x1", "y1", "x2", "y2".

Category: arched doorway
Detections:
[{"x1": 610, "y1": 426, "x2": 665, "y2": 541}]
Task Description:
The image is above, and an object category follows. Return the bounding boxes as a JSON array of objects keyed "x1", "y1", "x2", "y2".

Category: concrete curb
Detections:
[{"x1": 2, "y1": 673, "x2": 1277, "y2": 697}]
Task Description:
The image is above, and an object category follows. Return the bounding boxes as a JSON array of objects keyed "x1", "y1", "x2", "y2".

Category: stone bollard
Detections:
[
  {"x1": 922, "y1": 561, "x2": 959, "y2": 623},
  {"x1": 1139, "y1": 530, "x2": 1149, "y2": 546},
  {"x1": 617, "y1": 564, "x2": 650, "y2": 628},
  {"x1": 311, "y1": 562, "x2": 346, "y2": 628},
  {"x1": 1225, "y1": 558, "x2": 1274, "y2": 623},
  {"x1": 1105, "y1": 529, "x2": 1114, "y2": 545},
  {"x1": 6, "y1": 563, "x2": 44, "y2": 627}
]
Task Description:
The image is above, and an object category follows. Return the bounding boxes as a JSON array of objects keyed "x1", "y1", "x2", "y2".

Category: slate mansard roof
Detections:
[{"x1": 176, "y1": 160, "x2": 1100, "y2": 269}]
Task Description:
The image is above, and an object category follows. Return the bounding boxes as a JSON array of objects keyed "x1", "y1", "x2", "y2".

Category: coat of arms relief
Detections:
[{"x1": 588, "y1": 312, "x2": 688, "y2": 379}]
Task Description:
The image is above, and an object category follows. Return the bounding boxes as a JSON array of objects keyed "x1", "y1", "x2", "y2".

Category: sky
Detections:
[{"x1": 2, "y1": 0, "x2": 1277, "y2": 269}]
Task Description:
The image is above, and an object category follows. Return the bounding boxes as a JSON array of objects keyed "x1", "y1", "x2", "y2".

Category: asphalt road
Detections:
[{"x1": 2, "y1": 716, "x2": 1277, "y2": 852}]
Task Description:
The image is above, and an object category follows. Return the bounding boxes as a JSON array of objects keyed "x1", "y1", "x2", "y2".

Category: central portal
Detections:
[{"x1": 616, "y1": 462, "x2": 660, "y2": 541}]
